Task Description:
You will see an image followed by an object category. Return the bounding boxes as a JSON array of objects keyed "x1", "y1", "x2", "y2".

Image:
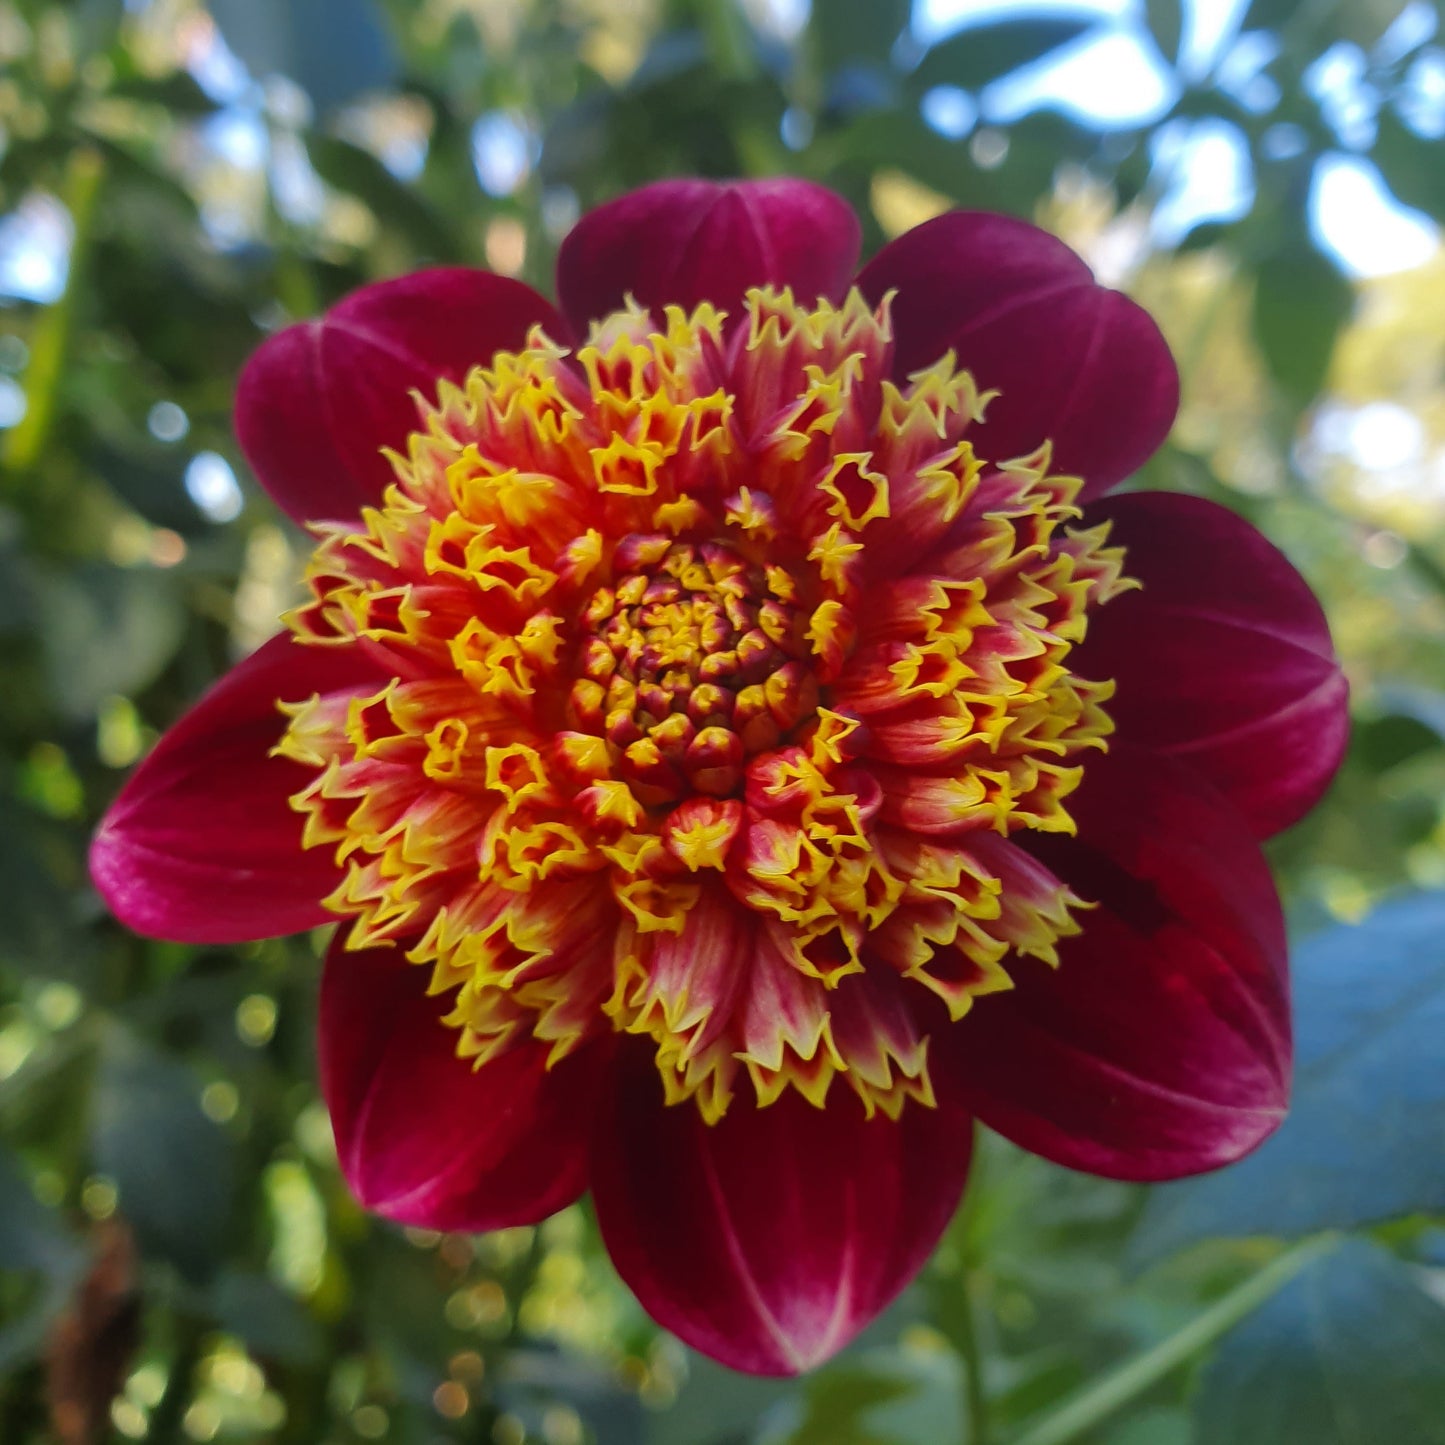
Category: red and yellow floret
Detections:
[{"x1": 273, "y1": 285, "x2": 1134, "y2": 1123}]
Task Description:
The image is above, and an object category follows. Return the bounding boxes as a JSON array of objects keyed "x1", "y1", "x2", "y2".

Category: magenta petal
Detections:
[
  {"x1": 857, "y1": 212, "x2": 1178, "y2": 498},
  {"x1": 590, "y1": 1044, "x2": 973, "y2": 1375},
  {"x1": 235, "y1": 269, "x2": 564, "y2": 526},
  {"x1": 556, "y1": 178, "x2": 861, "y2": 334},
  {"x1": 940, "y1": 746, "x2": 1291, "y2": 1182},
  {"x1": 89, "y1": 634, "x2": 380, "y2": 945},
  {"x1": 1078, "y1": 491, "x2": 1348, "y2": 838},
  {"x1": 321, "y1": 937, "x2": 599, "y2": 1231}
]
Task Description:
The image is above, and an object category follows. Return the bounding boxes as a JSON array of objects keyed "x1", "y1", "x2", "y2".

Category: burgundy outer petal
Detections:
[
  {"x1": 555, "y1": 178, "x2": 861, "y2": 334},
  {"x1": 235, "y1": 269, "x2": 564, "y2": 526},
  {"x1": 939, "y1": 746, "x2": 1291, "y2": 1182},
  {"x1": 90, "y1": 633, "x2": 382, "y2": 945},
  {"x1": 856, "y1": 211, "x2": 1178, "y2": 499},
  {"x1": 589, "y1": 1044, "x2": 974, "y2": 1375},
  {"x1": 1077, "y1": 491, "x2": 1348, "y2": 838},
  {"x1": 321, "y1": 937, "x2": 601, "y2": 1231}
]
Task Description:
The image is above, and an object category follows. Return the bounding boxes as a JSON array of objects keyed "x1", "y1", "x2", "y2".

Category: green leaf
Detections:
[
  {"x1": 810, "y1": 0, "x2": 912, "y2": 76},
  {"x1": 764, "y1": 1351, "x2": 965, "y2": 1445},
  {"x1": 1251, "y1": 245, "x2": 1352, "y2": 404},
  {"x1": 0, "y1": 1145, "x2": 83, "y2": 1276},
  {"x1": 0, "y1": 1147, "x2": 87, "y2": 1371},
  {"x1": 208, "y1": 0, "x2": 397, "y2": 113},
  {"x1": 909, "y1": 17, "x2": 1096, "y2": 93},
  {"x1": 90, "y1": 1028, "x2": 234, "y2": 1283},
  {"x1": 1373, "y1": 110, "x2": 1445, "y2": 219},
  {"x1": 0, "y1": 794, "x2": 81, "y2": 974},
  {"x1": 1241, "y1": 0, "x2": 1299, "y2": 31},
  {"x1": 108, "y1": 72, "x2": 222, "y2": 115},
  {"x1": 207, "y1": 1272, "x2": 326, "y2": 1366},
  {"x1": 1374, "y1": 684, "x2": 1445, "y2": 741},
  {"x1": 646, "y1": 1352, "x2": 794, "y2": 1445},
  {"x1": 1106, "y1": 1407, "x2": 1191, "y2": 1445},
  {"x1": 1132, "y1": 892, "x2": 1445, "y2": 1263},
  {"x1": 74, "y1": 0, "x2": 124, "y2": 58},
  {"x1": 1194, "y1": 1240, "x2": 1445, "y2": 1445},
  {"x1": 1355, "y1": 684, "x2": 1445, "y2": 770},
  {"x1": 1143, "y1": 0, "x2": 1183, "y2": 66},
  {"x1": 306, "y1": 134, "x2": 457, "y2": 261},
  {"x1": 35, "y1": 565, "x2": 185, "y2": 721}
]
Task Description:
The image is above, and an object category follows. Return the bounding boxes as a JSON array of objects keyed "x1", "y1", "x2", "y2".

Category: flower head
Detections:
[{"x1": 91, "y1": 179, "x2": 1349, "y2": 1375}]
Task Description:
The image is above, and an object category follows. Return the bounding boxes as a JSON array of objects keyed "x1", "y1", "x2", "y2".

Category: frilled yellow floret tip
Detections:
[{"x1": 273, "y1": 286, "x2": 1132, "y2": 1123}]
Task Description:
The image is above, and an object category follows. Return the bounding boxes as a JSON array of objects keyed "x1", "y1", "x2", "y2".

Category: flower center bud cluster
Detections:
[{"x1": 571, "y1": 537, "x2": 816, "y2": 804}]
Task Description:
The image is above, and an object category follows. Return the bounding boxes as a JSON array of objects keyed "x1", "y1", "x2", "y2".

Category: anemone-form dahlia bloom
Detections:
[{"x1": 92, "y1": 179, "x2": 1348, "y2": 1375}]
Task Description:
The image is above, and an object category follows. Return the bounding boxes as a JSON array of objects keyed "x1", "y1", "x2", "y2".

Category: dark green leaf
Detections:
[
  {"x1": 1176, "y1": 220, "x2": 1235, "y2": 253},
  {"x1": 648, "y1": 1353, "x2": 795, "y2": 1445},
  {"x1": 0, "y1": 1145, "x2": 83, "y2": 1276},
  {"x1": 0, "y1": 1147, "x2": 87, "y2": 1371},
  {"x1": 1251, "y1": 245, "x2": 1352, "y2": 403},
  {"x1": 909, "y1": 18, "x2": 1097, "y2": 93},
  {"x1": 208, "y1": 1272, "x2": 325, "y2": 1366},
  {"x1": 0, "y1": 794, "x2": 80, "y2": 973},
  {"x1": 1195, "y1": 1240, "x2": 1445, "y2": 1445},
  {"x1": 1242, "y1": 0, "x2": 1299, "y2": 31},
  {"x1": 306, "y1": 135, "x2": 457, "y2": 261},
  {"x1": 108, "y1": 72, "x2": 222, "y2": 115},
  {"x1": 1353, "y1": 712, "x2": 1444, "y2": 772},
  {"x1": 810, "y1": 0, "x2": 912, "y2": 76},
  {"x1": 74, "y1": 0, "x2": 124, "y2": 58},
  {"x1": 35, "y1": 565, "x2": 185, "y2": 720},
  {"x1": 771, "y1": 1350, "x2": 965, "y2": 1445},
  {"x1": 1133, "y1": 892, "x2": 1445, "y2": 1262},
  {"x1": 1373, "y1": 109, "x2": 1445, "y2": 218},
  {"x1": 1360, "y1": 684, "x2": 1445, "y2": 767},
  {"x1": 90, "y1": 1028, "x2": 233, "y2": 1282},
  {"x1": 1106, "y1": 1407, "x2": 1191, "y2": 1445},
  {"x1": 208, "y1": 0, "x2": 397, "y2": 112},
  {"x1": 1144, "y1": 0, "x2": 1183, "y2": 66}
]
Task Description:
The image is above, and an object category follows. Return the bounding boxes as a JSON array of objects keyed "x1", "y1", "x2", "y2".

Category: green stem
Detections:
[
  {"x1": 1, "y1": 145, "x2": 104, "y2": 483},
  {"x1": 1007, "y1": 1236, "x2": 1336, "y2": 1445},
  {"x1": 956, "y1": 1272, "x2": 990, "y2": 1445}
]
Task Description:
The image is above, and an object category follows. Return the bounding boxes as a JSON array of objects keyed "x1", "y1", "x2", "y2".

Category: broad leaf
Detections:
[
  {"x1": 909, "y1": 17, "x2": 1096, "y2": 93},
  {"x1": 305, "y1": 135, "x2": 458, "y2": 261},
  {"x1": 1144, "y1": 0, "x2": 1183, "y2": 66},
  {"x1": 90, "y1": 1027, "x2": 234, "y2": 1282},
  {"x1": 208, "y1": 0, "x2": 397, "y2": 112},
  {"x1": 0, "y1": 1147, "x2": 86, "y2": 1370},
  {"x1": 811, "y1": 0, "x2": 912, "y2": 77},
  {"x1": 207, "y1": 1271, "x2": 326, "y2": 1366},
  {"x1": 1373, "y1": 110, "x2": 1445, "y2": 218},
  {"x1": 1195, "y1": 1239, "x2": 1445, "y2": 1445},
  {"x1": 36, "y1": 565, "x2": 185, "y2": 721},
  {"x1": 1133, "y1": 892, "x2": 1445, "y2": 1262},
  {"x1": 0, "y1": 1145, "x2": 83, "y2": 1276},
  {"x1": 761, "y1": 1350, "x2": 966, "y2": 1445},
  {"x1": 1251, "y1": 243, "x2": 1353, "y2": 404}
]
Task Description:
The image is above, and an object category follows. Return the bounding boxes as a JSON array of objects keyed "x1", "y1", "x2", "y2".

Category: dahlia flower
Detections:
[{"x1": 92, "y1": 178, "x2": 1348, "y2": 1374}]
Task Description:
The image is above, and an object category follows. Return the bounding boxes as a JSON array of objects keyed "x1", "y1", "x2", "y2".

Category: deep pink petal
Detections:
[
  {"x1": 938, "y1": 745, "x2": 1290, "y2": 1182},
  {"x1": 556, "y1": 178, "x2": 861, "y2": 334},
  {"x1": 321, "y1": 936, "x2": 601, "y2": 1231},
  {"x1": 590, "y1": 1043, "x2": 973, "y2": 1375},
  {"x1": 1078, "y1": 491, "x2": 1348, "y2": 838},
  {"x1": 856, "y1": 212, "x2": 1178, "y2": 498},
  {"x1": 90, "y1": 634, "x2": 381, "y2": 944},
  {"x1": 235, "y1": 269, "x2": 563, "y2": 526}
]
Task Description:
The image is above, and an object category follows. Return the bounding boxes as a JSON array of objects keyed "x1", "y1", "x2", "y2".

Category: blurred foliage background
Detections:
[{"x1": 4, "y1": 0, "x2": 1445, "y2": 1441}]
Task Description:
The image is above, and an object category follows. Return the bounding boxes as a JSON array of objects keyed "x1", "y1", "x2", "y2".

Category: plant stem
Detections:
[
  {"x1": 1007, "y1": 1235, "x2": 1336, "y2": 1445},
  {"x1": 1, "y1": 145, "x2": 104, "y2": 483},
  {"x1": 956, "y1": 1271, "x2": 990, "y2": 1445}
]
